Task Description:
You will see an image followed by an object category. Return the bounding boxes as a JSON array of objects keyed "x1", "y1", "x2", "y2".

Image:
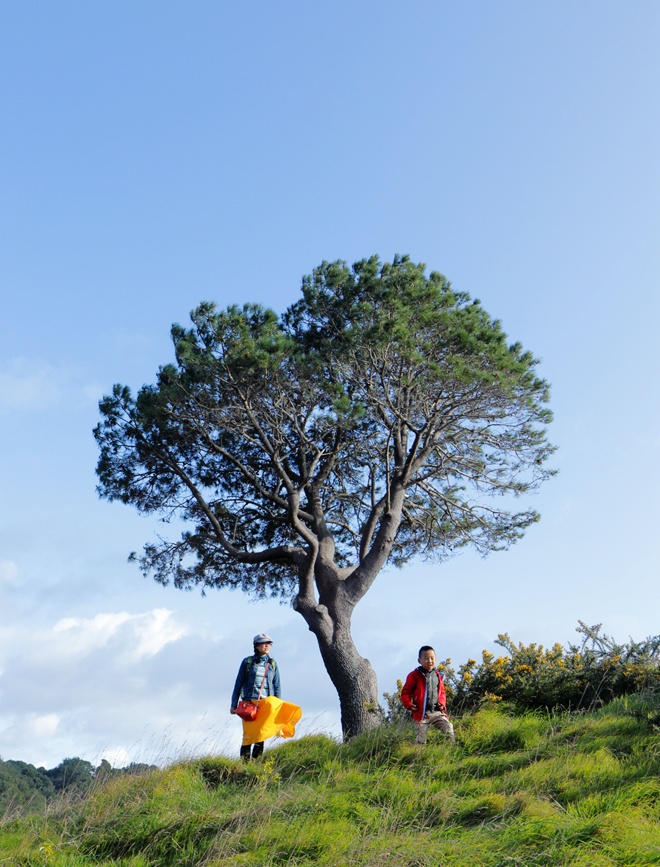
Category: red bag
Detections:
[
  {"x1": 234, "y1": 660, "x2": 269, "y2": 721},
  {"x1": 235, "y1": 700, "x2": 259, "y2": 721}
]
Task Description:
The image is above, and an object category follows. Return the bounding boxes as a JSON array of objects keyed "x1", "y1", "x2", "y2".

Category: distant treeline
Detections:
[{"x1": 0, "y1": 757, "x2": 157, "y2": 813}]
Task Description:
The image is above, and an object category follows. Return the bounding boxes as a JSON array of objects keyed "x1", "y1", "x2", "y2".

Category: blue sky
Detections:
[{"x1": 1, "y1": 1, "x2": 658, "y2": 769}]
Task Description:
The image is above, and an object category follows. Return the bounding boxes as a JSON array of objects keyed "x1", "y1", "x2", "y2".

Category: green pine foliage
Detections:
[{"x1": 1, "y1": 696, "x2": 660, "y2": 866}]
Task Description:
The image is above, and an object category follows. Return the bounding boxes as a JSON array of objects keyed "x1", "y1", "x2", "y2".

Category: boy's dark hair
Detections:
[{"x1": 418, "y1": 645, "x2": 435, "y2": 658}]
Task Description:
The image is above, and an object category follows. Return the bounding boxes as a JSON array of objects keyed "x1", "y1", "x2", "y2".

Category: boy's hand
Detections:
[{"x1": 409, "y1": 703, "x2": 417, "y2": 711}]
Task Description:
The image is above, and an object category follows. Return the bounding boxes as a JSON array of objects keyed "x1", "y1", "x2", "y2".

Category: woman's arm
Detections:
[
  {"x1": 230, "y1": 657, "x2": 248, "y2": 710},
  {"x1": 272, "y1": 661, "x2": 282, "y2": 698}
]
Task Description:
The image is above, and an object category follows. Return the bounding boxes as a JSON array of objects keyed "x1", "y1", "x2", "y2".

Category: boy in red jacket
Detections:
[{"x1": 401, "y1": 645, "x2": 456, "y2": 745}]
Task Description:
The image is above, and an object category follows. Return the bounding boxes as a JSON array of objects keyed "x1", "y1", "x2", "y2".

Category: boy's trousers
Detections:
[{"x1": 413, "y1": 711, "x2": 455, "y2": 744}]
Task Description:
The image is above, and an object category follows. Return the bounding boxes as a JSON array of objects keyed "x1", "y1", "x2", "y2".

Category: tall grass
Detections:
[{"x1": 2, "y1": 696, "x2": 659, "y2": 866}]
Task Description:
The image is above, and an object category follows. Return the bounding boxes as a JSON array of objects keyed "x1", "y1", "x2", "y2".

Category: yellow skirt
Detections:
[{"x1": 241, "y1": 696, "x2": 302, "y2": 746}]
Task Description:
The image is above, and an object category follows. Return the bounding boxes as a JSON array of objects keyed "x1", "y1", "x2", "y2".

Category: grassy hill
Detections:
[{"x1": 2, "y1": 696, "x2": 659, "y2": 866}]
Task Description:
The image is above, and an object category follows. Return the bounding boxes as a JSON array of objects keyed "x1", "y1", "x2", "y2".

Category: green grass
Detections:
[{"x1": 2, "y1": 700, "x2": 660, "y2": 866}]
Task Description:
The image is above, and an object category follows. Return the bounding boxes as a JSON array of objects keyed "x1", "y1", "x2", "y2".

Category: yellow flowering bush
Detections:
[
  {"x1": 383, "y1": 622, "x2": 660, "y2": 718},
  {"x1": 444, "y1": 622, "x2": 660, "y2": 713}
]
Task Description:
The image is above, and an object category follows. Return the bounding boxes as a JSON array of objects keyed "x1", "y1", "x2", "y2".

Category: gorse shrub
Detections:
[{"x1": 385, "y1": 621, "x2": 660, "y2": 716}]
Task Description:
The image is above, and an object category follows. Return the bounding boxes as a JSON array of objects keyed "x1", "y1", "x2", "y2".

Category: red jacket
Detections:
[{"x1": 401, "y1": 667, "x2": 448, "y2": 722}]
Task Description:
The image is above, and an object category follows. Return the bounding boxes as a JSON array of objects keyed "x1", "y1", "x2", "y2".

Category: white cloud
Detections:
[
  {"x1": 133, "y1": 608, "x2": 188, "y2": 659},
  {"x1": 53, "y1": 612, "x2": 135, "y2": 655},
  {"x1": 0, "y1": 713, "x2": 61, "y2": 752},
  {"x1": 0, "y1": 357, "x2": 101, "y2": 414},
  {"x1": 51, "y1": 609, "x2": 188, "y2": 661},
  {"x1": 553, "y1": 496, "x2": 575, "y2": 524},
  {"x1": 100, "y1": 746, "x2": 132, "y2": 767},
  {"x1": 0, "y1": 560, "x2": 18, "y2": 586},
  {"x1": 0, "y1": 607, "x2": 198, "y2": 766},
  {"x1": 0, "y1": 626, "x2": 15, "y2": 660},
  {"x1": 26, "y1": 713, "x2": 60, "y2": 739},
  {"x1": 0, "y1": 357, "x2": 67, "y2": 412}
]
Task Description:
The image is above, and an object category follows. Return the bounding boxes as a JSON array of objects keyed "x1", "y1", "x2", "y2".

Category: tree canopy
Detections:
[{"x1": 94, "y1": 255, "x2": 555, "y2": 735}]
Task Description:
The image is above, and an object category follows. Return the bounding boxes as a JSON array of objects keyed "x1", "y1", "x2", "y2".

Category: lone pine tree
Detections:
[{"x1": 94, "y1": 255, "x2": 555, "y2": 737}]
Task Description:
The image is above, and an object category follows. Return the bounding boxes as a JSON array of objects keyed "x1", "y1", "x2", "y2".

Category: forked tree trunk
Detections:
[{"x1": 292, "y1": 510, "x2": 405, "y2": 739}]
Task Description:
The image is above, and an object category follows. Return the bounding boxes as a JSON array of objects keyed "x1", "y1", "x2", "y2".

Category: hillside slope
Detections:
[{"x1": 2, "y1": 696, "x2": 659, "y2": 866}]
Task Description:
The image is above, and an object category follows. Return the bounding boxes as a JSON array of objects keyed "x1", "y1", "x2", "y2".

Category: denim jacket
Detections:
[{"x1": 231, "y1": 654, "x2": 281, "y2": 709}]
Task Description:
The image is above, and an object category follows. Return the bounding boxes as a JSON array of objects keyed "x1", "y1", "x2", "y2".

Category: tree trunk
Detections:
[
  {"x1": 311, "y1": 618, "x2": 381, "y2": 739},
  {"x1": 292, "y1": 548, "x2": 387, "y2": 739}
]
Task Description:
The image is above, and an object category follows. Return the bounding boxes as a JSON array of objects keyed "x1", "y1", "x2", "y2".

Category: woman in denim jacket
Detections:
[{"x1": 231, "y1": 633, "x2": 281, "y2": 759}]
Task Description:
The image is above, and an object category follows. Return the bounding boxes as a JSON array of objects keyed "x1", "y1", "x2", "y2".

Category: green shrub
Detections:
[{"x1": 421, "y1": 621, "x2": 660, "y2": 715}]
